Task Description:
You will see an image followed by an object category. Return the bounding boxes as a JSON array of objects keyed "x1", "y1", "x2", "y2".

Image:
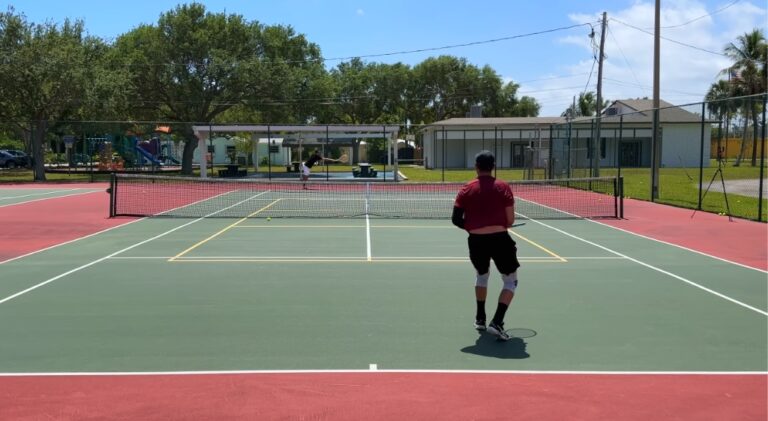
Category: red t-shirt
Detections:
[{"x1": 454, "y1": 175, "x2": 515, "y2": 231}]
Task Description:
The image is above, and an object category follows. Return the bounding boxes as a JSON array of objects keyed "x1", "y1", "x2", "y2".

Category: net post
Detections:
[
  {"x1": 698, "y1": 102, "x2": 706, "y2": 210},
  {"x1": 267, "y1": 125, "x2": 272, "y2": 181},
  {"x1": 758, "y1": 93, "x2": 766, "y2": 222},
  {"x1": 109, "y1": 172, "x2": 116, "y2": 217},
  {"x1": 617, "y1": 176, "x2": 624, "y2": 219}
]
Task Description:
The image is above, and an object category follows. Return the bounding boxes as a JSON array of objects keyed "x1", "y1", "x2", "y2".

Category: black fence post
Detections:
[
  {"x1": 758, "y1": 94, "x2": 766, "y2": 222},
  {"x1": 698, "y1": 102, "x2": 705, "y2": 210}
]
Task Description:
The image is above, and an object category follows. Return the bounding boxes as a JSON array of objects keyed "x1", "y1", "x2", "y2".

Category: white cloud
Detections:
[{"x1": 530, "y1": 0, "x2": 766, "y2": 116}]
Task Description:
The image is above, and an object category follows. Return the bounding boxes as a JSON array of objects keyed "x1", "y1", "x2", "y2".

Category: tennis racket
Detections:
[{"x1": 337, "y1": 154, "x2": 349, "y2": 163}]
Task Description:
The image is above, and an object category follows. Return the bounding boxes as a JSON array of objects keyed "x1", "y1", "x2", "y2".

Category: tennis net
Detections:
[{"x1": 109, "y1": 174, "x2": 623, "y2": 219}]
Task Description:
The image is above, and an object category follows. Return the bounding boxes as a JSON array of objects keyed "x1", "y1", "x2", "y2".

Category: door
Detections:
[
  {"x1": 511, "y1": 144, "x2": 525, "y2": 168},
  {"x1": 619, "y1": 142, "x2": 641, "y2": 167}
]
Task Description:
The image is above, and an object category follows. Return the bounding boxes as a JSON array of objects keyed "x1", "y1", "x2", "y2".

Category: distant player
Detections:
[
  {"x1": 301, "y1": 149, "x2": 340, "y2": 188},
  {"x1": 452, "y1": 150, "x2": 520, "y2": 341}
]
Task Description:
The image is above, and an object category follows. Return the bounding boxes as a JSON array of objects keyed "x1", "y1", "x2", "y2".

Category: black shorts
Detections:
[{"x1": 468, "y1": 231, "x2": 520, "y2": 275}]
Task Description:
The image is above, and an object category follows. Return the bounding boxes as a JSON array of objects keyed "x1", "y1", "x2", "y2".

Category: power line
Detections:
[
  {"x1": 609, "y1": 17, "x2": 726, "y2": 57},
  {"x1": 606, "y1": 24, "x2": 648, "y2": 97},
  {"x1": 583, "y1": 57, "x2": 597, "y2": 94},
  {"x1": 657, "y1": 0, "x2": 742, "y2": 29},
  {"x1": 516, "y1": 72, "x2": 592, "y2": 84},
  {"x1": 319, "y1": 22, "x2": 599, "y2": 63},
  {"x1": 602, "y1": 77, "x2": 703, "y2": 96},
  {"x1": 60, "y1": 21, "x2": 600, "y2": 69}
]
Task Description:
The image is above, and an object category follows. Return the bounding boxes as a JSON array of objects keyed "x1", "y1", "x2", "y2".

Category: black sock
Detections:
[
  {"x1": 492, "y1": 303, "x2": 509, "y2": 325},
  {"x1": 476, "y1": 300, "x2": 486, "y2": 321}
]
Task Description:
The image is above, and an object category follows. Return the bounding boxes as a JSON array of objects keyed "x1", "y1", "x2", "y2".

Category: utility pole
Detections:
[
  {"x1": 594, "y1": 11, "x2": 607, "y2": 177},
  {"x1": 651, "y1": 0, "x2": 661, "y2": 201}
]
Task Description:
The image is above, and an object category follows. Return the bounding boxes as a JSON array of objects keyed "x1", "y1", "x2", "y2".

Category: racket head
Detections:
[
  {"x1": 505, "y1": 328, "x2": 537, "y2": 338},
  {"x1": 338, "y1": 154, "x2": 349, "y2": 163}
]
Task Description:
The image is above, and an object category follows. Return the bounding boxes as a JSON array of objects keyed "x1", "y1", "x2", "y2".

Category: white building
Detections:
[{"x1": 421, "y1": 99, "x2": 712, "y2": 171}]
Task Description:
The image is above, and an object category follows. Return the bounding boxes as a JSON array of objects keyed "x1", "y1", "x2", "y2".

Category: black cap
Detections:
[{"x1": 475, "y1": 150, "x2": 495, "y2": 171}]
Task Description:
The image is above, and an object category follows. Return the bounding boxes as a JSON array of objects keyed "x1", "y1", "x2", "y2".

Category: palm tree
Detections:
[
  {"x1": 706, "y1": 80, "x2": 742, "y2": 163},
  {"x1": 560, "y1": 92, "x2": 609, "y2": 118},
  {"x1": 721, "y1": 29, "x2": 767, "y2": 166}
]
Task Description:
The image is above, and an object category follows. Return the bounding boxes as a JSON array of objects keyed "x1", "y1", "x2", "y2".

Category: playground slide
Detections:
[{"x1": 136, "y1": 146, "x2": 163, "y2": 166}]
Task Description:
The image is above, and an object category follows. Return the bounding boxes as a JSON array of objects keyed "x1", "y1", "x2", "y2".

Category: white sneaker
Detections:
[{"x1": 487, "y1": 321, "x2": 510, "y2": 341}]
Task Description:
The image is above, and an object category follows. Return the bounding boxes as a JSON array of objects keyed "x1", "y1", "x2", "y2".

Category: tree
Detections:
[
  {"x1": 411, "y1": 56, "x2": 484, "y2": 121},
  {"x1": 0, "y1": 8, "x2": 108, "y2": 180},
  {"x1": 721, "y1": 29, "x2": 767, "y2": 166},
  {"x1": 705, "y1": 80, "x2": 742, "y2": 161},
  {"x1": 561, "y1": 92, "x2": 608, "y2": 119},
  {"x1": 482, "y1": 76, "x2": 539, "y2": 117},
  {"x1": 113, "y1": 3, "x2": 323, "y2": 174}
]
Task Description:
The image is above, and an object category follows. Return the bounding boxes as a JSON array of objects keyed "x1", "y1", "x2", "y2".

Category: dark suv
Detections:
[{"x1": 0, "y1": 149, "x2": 31, "y2": 168}]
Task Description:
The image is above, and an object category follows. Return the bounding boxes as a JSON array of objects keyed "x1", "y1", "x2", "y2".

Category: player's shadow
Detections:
[{"x1": 460, "y1": 334, "x2": 530, "y2": 359}]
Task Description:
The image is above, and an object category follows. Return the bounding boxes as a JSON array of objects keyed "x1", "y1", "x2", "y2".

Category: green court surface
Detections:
[{"x1": 0, "y1": 216, "x2": 765, "y2": 373}]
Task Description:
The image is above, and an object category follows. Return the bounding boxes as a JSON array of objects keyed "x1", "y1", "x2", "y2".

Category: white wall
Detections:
[{"x1": 661, "y1": 124, "x2": 710, "y2": 167}]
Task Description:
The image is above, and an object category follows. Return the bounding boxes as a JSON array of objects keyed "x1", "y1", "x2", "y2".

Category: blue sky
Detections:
[{"x1": 7, "y1": 0, "x2": 767, "y2": 117}]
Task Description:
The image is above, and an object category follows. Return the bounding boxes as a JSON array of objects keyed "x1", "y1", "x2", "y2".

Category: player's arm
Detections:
[
  {"x1": 506, "y1": 205, "x2": 515, "y2": 227},
  {"x1": 452, "y1": 206, "x2": 465, "y2": 229},
  {"x1": 318, "y1": 155, "x2": 339, "y2": 163},
  {"x1": 504, "y1": 183, "x2": 515, "y2": 227}
]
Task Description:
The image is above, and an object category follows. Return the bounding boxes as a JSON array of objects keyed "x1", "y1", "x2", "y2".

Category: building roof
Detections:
[
  {"x1": 424, "y1": 99, "x2": 709, "y2": 129},
  {"x1": 426, "y1": 117, "x2": 566, "y2": 127},
  {"x1": 592, "y1": 99, "x2": 707, "y2": 124}
]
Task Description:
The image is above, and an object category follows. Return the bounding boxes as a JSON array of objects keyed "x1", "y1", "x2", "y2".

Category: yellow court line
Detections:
[
  {"x1": 509, "y1": 229, "x2": 567, "y2": 262},
  {"x1": 168, "y1": 199, "x2": 282, "y2": 261}
]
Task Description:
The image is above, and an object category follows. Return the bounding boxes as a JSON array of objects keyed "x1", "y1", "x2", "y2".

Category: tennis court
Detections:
[{"x1": 0, "y1": 177, "x2": 765, "y2": 420}]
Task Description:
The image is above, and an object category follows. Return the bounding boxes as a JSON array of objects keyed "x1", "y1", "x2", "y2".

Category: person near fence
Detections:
[
  {"x1": 451, "y1": 150, "x2": 520, "y2": 341},
  {"x1": 301, "y1": 149, "x2": 339, "y2": 188}
]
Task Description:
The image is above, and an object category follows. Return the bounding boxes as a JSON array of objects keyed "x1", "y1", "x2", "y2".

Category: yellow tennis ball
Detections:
[{"x1": 267, "y1": 217, "x2": 272, "y2": 221}]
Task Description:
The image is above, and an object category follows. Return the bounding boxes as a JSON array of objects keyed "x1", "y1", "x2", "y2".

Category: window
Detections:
[{"x1": 601, "y1": 138, "x2": 606, "y2": 159}]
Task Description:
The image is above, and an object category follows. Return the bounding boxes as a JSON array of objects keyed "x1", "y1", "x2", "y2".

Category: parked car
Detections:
[
  {"x1": 0, "y1": 149, "x2": 31, "y2": 167},
  {"x1": 0, "y1": 150, "x2": 20, "y2": 168}
]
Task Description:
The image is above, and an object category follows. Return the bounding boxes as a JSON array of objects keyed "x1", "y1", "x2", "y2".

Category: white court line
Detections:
[
  {"x1": 0, "y1": 188, "x2": 244, "y2": 266},
  {"x1": 520, "y1": 213, "x2": 768, "y2": 317},
  {"x1": 0, "y1": 219, "x2": 207, "y2": 305},
  {"x1": 109, "y1": 256, "x2": 621, "y2": 260},
  {"x1": 0, "y1": 189, "x2": 101, "y2": 208},
  {"x1": 0, "y1": 191, "x2": 272, "y2": 305},
  {"x1": 0, "y1": 219, "x2": 144, "y2": 265},
  {"x1": 518, "y1": 195, "x2": 767, "y2": 274},
  {"x1": 0, "y1": 369, "x2": 764, "y2": 377},
  {"x1": 365, "y1": 214, "x2": 372, "y2": 262},
  {"x1": 588, "y1": 219, "x2": 768, "y2": 274},
  {"x1": 0, "y1": 188, "x2": 82, "y2": 200}
]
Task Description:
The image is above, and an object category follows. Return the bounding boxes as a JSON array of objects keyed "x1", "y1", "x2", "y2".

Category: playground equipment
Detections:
[{"x1": 96, "y1": 141, "x2": 124, "y2": 171}]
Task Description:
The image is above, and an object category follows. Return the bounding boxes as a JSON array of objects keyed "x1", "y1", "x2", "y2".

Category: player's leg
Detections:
[
  {"x1": 468, "y1": 234, "x2": 492, "y2": 331},
  {"x1": 487, "y1": 232, "x2": 520, "y2": 340},
  {"x1": 301, "y1": 164, "x2": 310, "y2": 188}
]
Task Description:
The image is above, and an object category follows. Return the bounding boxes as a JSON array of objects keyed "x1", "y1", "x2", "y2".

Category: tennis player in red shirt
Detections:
[{"x1": 452, "y1": 150, "x2": 520, "y2": 341}]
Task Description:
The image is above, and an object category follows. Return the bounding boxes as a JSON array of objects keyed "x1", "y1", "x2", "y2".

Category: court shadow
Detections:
[{"x1": 460, "y1": 334, "x2": 530, "y2": 359}]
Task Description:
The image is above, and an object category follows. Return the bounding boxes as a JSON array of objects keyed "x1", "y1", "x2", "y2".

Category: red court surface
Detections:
[
  {"x1": 1, "y1": 186, "x2": 766, "y2": 420},
  {"x1": 0, "y1": 183, "x2": 133, "y2": 262},
  {"x1": 1, "y1": 372, "x2": 765, "y2": 421},
  {"x1": 601, "y1": 198, "x2": 767, "y2": 271}
]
